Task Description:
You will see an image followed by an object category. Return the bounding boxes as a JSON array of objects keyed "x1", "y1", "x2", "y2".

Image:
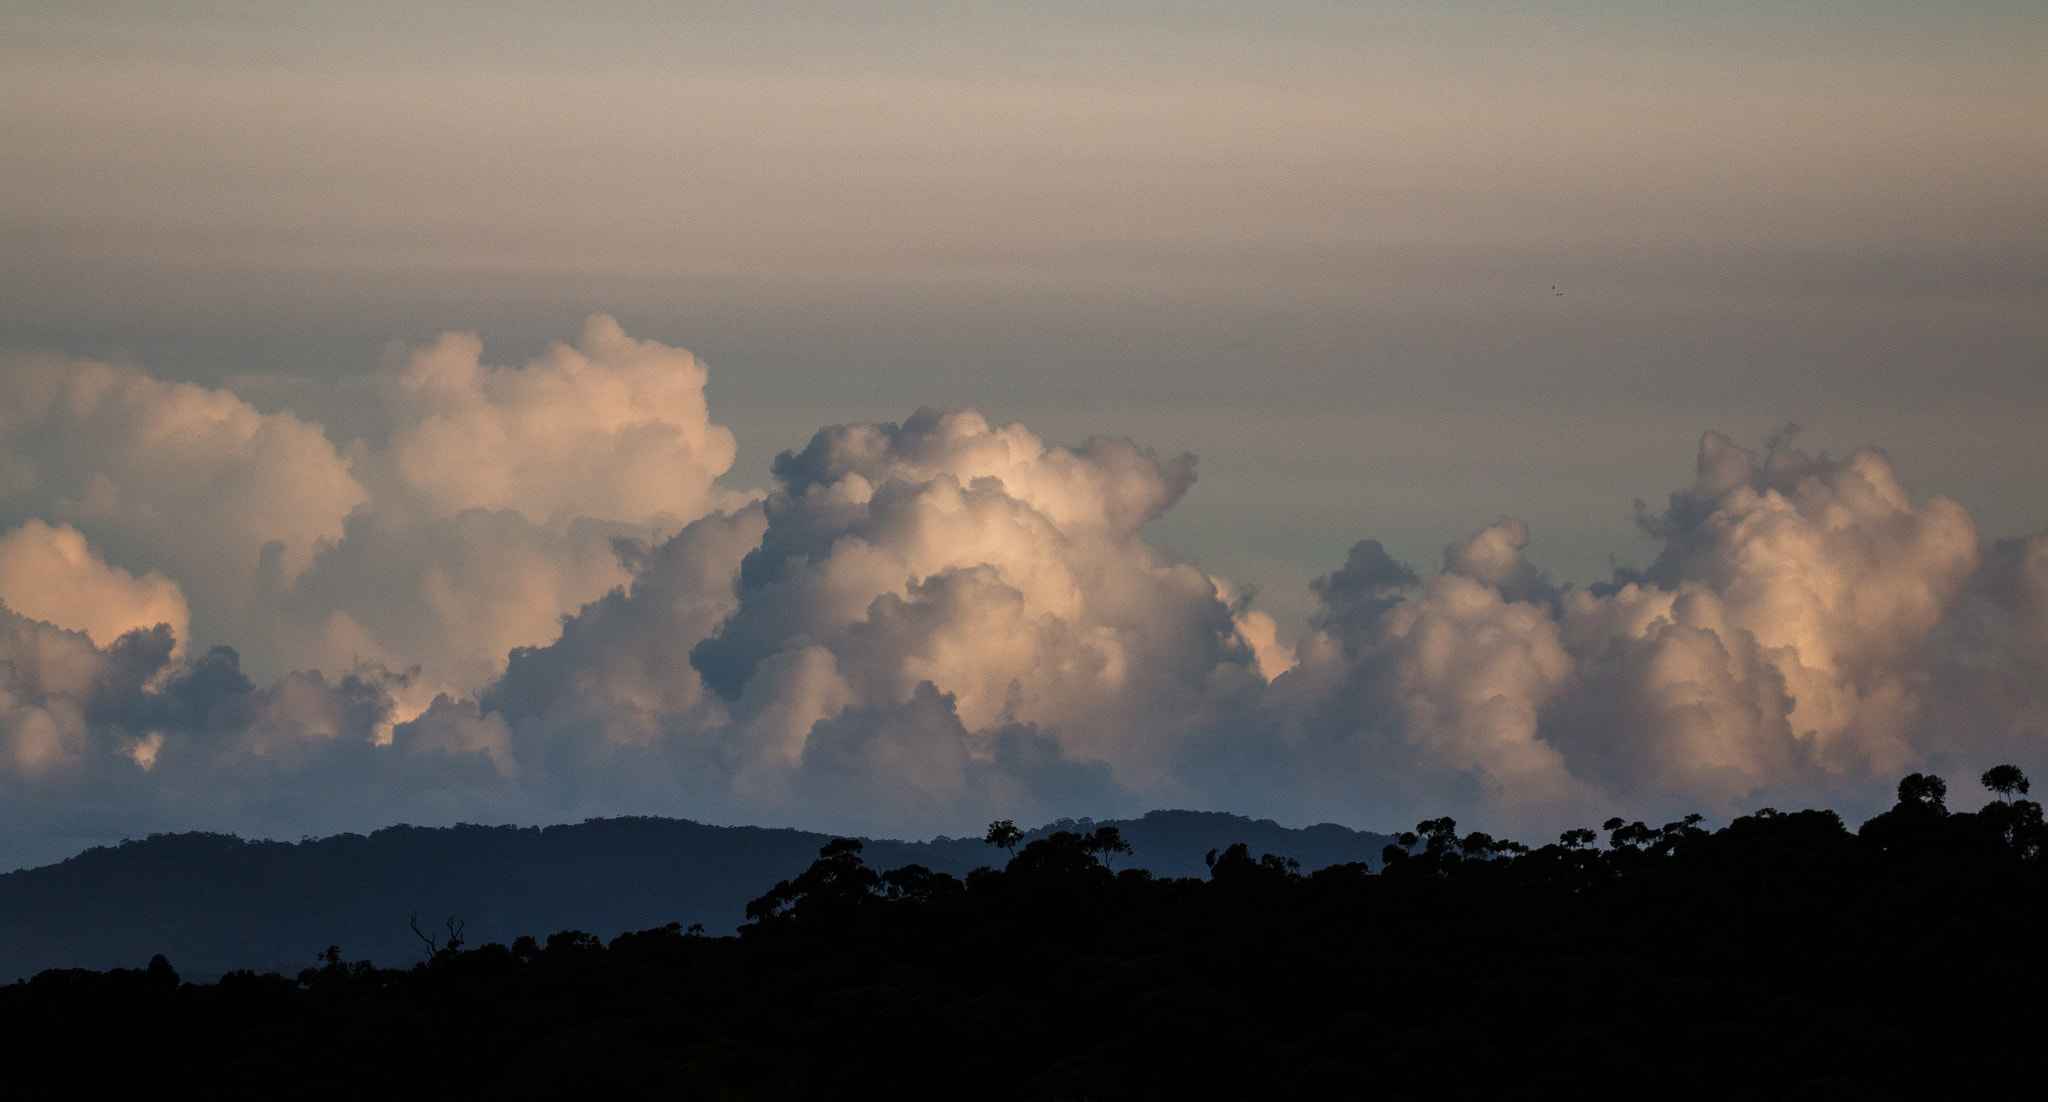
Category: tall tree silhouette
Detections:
[
  {"x1": 744, "y1": 838, "x2": 883, "y2": 927},
  {"x1": 984, "y1": 820, "x2": 1024, "y2": 862},
  {"x1": 1983, "y1": 764, "x2": 2030, "y2": 801},
  {"x1": 1083, "y1": 826, "x2": 1132, "y2": 868}
]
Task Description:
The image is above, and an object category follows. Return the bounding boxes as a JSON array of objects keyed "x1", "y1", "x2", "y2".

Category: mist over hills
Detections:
[{"x1": 0, "y1": 811, "x2": 1395, "y2": 980}]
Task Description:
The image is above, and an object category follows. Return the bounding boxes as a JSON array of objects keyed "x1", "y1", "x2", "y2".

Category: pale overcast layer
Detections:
[{"x1": 0, "y1": 1, "x2": 2043, "y2": 868}]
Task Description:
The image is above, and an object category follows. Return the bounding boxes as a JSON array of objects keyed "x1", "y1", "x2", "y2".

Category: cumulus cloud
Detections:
[
  {"x1": 272, "y1": 506, "x2": 652, "y2": 709},
  {"x1": 0, "y1": 520, "x2": 189, "y2": 654},
  {"x1": 470, "y1": 414, "x2": 2044, "y2": 841},
  {"x1": 1922, "y1": 530, "x2": 2048, "y2": 772},
  {"x1": 484, "y1": 504, "x2": 767, "y2": 752},
  {"x1": 268, "y1": 316, "x2": 746, "y2": 701},
  {"x1": 1443, "y1": 518, "x2": 1556, "y2": 609},
  {"x1": 0, "y1": 601, "x2": 527, "y2": 869},
  {"x1": 2, "y1": 325, "x2": 2045, "y2": 868},
  {"x1": 1267, "y1": 433, "x2": 2003, "y2": 832},
  {"x1": 1, "y1": 318, "x2": 745, "y2": 702},
  {"x1": 378, "y1": 315, "x2": 741, "y2": 527},
  {"x1": 0, "y1": 350, "x2": 365, "y2": 646},
  {"x1": 686, "y1": 410, "x2": 1252, "y2": 775},
  {"x1": 477, "y1": 408, "x2": 1252, "y2": 835},
  {"x1": 0, "y1": 608, "x2": 109, "y2": 777},
  {"x1": 1274, "y1": 560, "x2": 1590, "y2": 828},
  {"x1": 1554, "y1": 433, "x2": 1980, "y2": 800}
]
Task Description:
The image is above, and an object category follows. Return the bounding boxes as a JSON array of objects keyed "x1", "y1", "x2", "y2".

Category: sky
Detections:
[{"x1": 0, "y1": 1, "x2": 2044, "y2": 868}]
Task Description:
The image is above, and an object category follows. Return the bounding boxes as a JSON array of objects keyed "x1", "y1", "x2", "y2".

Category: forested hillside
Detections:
[
  {"x1": 3, "y1": 770, "x2": 2041, "y2": 1096},
  {"x1": 0, "y1": 810, "x2": 1393, "y2": 978}
]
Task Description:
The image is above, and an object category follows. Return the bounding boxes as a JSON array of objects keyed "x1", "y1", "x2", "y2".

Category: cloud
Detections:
[
  {"x1": 1, "y1": 318, "x2": 746, "y2": 704},
  {"x1": 470, "y1": 414, "x2": 2043, "y2": 841},
  {"x1": 484, "y1": 503, "x2": 766, "y2": 753},
  {"x1": 684, "y1": 409, "x2": 1253, "y2": 780},
  {"x1": 0, "y1": 519, "x2": 189, "y2": 654},
  {"x1": 1442, "y1": 518, "x2": 1556, "y2": 610},
  {"x1": 272, "y1": 505, "x2": 650, "y2": 708},
  {"x1": 1553, "y1": 433, "x2": 1981, "y2": 800},
  {"x1": 1239, "y1": 526, "x2": 1587, "y2": 832},
  {"x1": 1273, "y1": 433, "x2": 1998, "y2": 832},
  {"x1": 266, "y1": 316, "x2": 746, "y2": 701},
  {"x1": 0, "y1": 350, "x2": 366, "y2": 645},
  {"x1": 0, "y1": 602, "x2": 518, "y2": 868},
  {"x1": 1, "y1": 327, "x2": 2046, "y2": 867},
  {"x1": 0, "y1": 608, "x2": 109, "y2": 777},
  {"x1": 1922, "y1": 530, "x2": 2048, "y2": 772},
  {"x1": 475, "y1": 407, "x2": 1251, "y2": 835},
  {"x1": 379, "y1": 315, "x2": 741, "y2": 527}
]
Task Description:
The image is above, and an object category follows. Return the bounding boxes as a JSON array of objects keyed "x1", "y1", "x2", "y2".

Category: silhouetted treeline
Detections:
[
  {"x1": 0, "y1": 809, "x2": 1389, "y2": 979},
  {"x1": 4, "y1": 772, "x2": 2043, "y2": 1098}
]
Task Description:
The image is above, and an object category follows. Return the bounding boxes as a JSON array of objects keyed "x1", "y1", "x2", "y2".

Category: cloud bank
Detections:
[{"x1": 1, "y1": 321, "x2": 2043, "y2": 867}]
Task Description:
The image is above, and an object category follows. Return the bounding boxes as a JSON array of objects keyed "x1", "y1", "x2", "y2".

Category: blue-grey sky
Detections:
[{"x1": 0, "y1": 1, "x2": 2043, "y2": 865}]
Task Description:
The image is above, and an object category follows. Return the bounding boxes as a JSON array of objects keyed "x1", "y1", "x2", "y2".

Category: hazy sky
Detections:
[{"x1": 0, "y1": 2, "x2": 2043, "y2": 864}]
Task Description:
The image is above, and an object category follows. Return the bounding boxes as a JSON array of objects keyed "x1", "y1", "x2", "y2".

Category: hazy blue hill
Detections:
[
  {"x1": 1030, "y1": 810, "x2": 1396, "y2": 879},
  {"x1": 0, "y1": 812, "x2": 1394, "y2": 980}
]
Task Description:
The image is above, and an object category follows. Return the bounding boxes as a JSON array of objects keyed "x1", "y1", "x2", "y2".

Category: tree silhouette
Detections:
[
  {"x1": 1259, "y1": 853, "x2": 1301, "y2": 876},
  {"x1": 1206, "y1": 842, "x2": 1256, "y2": 879},
  {"x1": 1972, "y1": 765, "x2": 2044, "y2": 860},
  {"x1": 10, "y1": 767, "x2": 2048, "y2": 1098},
  {"x1": 1982, "y1": 764, "x2": 2030, "y2": 801},
  {"x1": 984, "y1": 819, "x2": 1024, "y2": 862},
  {"x1": 1206, "y1": 841, "x2": 1300, "y2": 881},
  {"x1": 1007, "y1": 830, "x2": 1112, "y2": 887},
  {"x1": 144, "y1": 954, "x2": 178, "y2": 991},
  {"x1": 1897, "y1": 772, "x2": 1949, "y2": 815},
  {"x1": 1414, "y1": 817, "x2": 1460, "y2": 863},
  {"x1": 409, "y1": 913, "x2": 465, "y2": 959},
  {"x1": 1083, "y1": 825, "x2": 1132, "y2": 868},
  {"x1": 745, "y1": 838, "x2": 884, "y2": 926},
  {"x1": 880, "y1": 863, "x2": 963, "y2": 903}
]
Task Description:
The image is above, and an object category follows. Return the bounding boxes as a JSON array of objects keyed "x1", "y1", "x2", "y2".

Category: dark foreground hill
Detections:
[
  {"x1": 0, "y1": 810, "x2": 1394, "y2": 979},
  {"x1": 2, "y1": 770, "x2": 2043, "y2": 1097}
]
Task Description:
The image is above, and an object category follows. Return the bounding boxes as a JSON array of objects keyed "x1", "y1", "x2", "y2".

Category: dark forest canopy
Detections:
[
  {"x1": 0, "y1": 809, "x2": 1394, "y2": 978},
  {"x1": 3, "y1": 769, "x2": 2044, "y2": 1098}
]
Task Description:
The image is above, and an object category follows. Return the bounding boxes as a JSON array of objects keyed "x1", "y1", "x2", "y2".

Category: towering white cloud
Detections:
[
  {"x1": 0, "y1": 351, "x2": 366, "y2": 646},
  {"x1": 1, "y1": 327, "x2": 2045, "y2": 869},
  {"x1": 1269, "y1": 434, "x2": 2001, "y2": 832},
  {"x1": 483, "y1": 408, "x2": 1261, "y2": 835},
  {"x1": 263, "y1": 316, "x2": 748, "y2": 702},
  {"x1": 1542, "y1": 434, "x2": 1981, "y2": 808},
  {"x1": 1, "y1": 318, "x2": 746, "y2": 703},
  {"x1": 1269, "y1": 533, "x2": 1590, "y2": 830},
  {"x1": 471, "y1": 415, "x2": 2047, "y2": 841},
  {"x1": 272, "y1": 502, "x2": 655, "y2": 709},
  {"x1": 379, "y1": 315, "x2": 740, "y2": 527}
]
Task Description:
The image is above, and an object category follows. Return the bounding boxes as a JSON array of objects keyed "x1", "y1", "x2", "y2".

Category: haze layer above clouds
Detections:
[{"x1": 0, "y1": 3, "x2": 2043, "y2": 866}]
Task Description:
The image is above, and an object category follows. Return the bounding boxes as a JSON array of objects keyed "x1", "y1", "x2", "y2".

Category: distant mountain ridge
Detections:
[{"x1": 0, "y1": 812, "x2": 1395, "y2": 980}]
